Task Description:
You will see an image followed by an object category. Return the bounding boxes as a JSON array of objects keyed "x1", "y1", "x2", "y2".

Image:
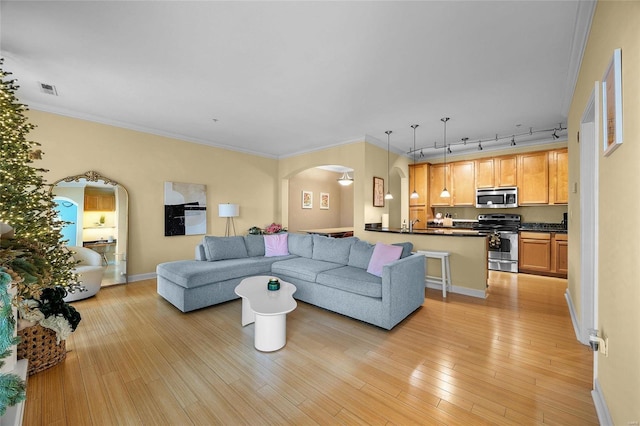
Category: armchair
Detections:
[{"x1": 64, "y1": 246, "x2": 104, "y2": 302}]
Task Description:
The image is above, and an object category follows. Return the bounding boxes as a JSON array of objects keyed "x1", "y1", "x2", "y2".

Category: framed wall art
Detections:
[
  {"x1": 302, "y1": 190, "x2": 313, "y2": 209},
  {"x1": 164, "y1": 182, "x2": 207, "y2": 236},
  {"x1": 602, "y1": 48, "x2": 623, "y2": 156},
  {"x1": 373, "y1": 177, "x2": 384, "y2": 207},
  {"x1": 320, "y1": 192, "x2": 329, "y2": 210}
]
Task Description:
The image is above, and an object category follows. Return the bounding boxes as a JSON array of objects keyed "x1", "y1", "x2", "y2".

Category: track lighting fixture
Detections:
[
  {"x1": 384, "y1": 130, "x2": 393, "y2": 200},
  {"x1": 410, "y1": 125, "x2": 419, "y2": 199},
  {"x1": 406, "y1": 123, "x2": 566, "y2": 156}
]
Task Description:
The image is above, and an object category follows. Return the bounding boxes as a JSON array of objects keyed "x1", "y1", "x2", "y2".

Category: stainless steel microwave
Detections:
[{"x1": 476, "y1": 187, "x2": 518, "y2": 208}]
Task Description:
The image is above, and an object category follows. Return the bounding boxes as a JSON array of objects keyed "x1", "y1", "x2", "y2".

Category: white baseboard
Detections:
[
  {"x1": 425, "y1": 282, "x2": 486, "y2": 299},
  {"x1": 128, "y1": 272, "x2": 157, "y2": 282},
  {"x1": 592, "y1": 378, "x2": 613, "y2": 426},
  {"x1": 565, "y1": 288, "x2": 587, "y2": 344}
]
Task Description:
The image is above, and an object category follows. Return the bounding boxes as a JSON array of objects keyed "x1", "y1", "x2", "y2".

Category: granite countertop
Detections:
[
  {"x1": 519, "y1": 223, "x2": 567, "y2": 233},
  {"x1": 365, "y1": 227, "x2": 487, "y2": 238},
  {"x1": 83, "y1": 239, "x2": 117, "y2": 244}
]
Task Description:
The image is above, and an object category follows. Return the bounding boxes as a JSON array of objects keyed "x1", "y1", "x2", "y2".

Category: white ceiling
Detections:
[{"x1": 0, "y1": 1, "x2": 593, "y2": 159}]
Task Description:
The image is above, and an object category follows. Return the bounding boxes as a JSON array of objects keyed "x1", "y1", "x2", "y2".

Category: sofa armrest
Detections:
[{"x1": 380, "y1": 253, "x2": 426, "y2": 329}]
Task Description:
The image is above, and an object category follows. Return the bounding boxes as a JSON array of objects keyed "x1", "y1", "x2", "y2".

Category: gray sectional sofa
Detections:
[{"x1": 156, "y1": 233, "x2": 425, "y2": 330}]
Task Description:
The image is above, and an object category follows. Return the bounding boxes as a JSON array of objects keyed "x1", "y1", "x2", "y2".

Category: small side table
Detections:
[{"x1": 234, "y1": 276, "x2": 297, "y2": 352}]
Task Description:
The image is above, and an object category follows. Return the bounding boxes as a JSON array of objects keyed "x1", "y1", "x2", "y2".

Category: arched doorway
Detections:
[{"x1": 286, "y1": 165, "x2": 354, "y2": 234}]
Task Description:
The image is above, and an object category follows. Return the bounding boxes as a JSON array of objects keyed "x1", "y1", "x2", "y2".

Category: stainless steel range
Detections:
[{"x1": 473, "y1": 214, "x2": 521, "y2": 273}]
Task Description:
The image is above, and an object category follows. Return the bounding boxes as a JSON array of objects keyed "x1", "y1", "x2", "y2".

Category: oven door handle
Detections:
[{"x1": 489, "y1": 260, "x2": 518, "y2": 264}]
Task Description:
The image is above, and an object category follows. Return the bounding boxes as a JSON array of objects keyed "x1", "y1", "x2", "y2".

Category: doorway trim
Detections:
[{"x1": 577, "y1": 81, "x2": 599, "y2": 345}]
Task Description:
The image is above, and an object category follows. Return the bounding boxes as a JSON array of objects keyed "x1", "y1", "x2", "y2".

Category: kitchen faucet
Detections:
[{"x1": 409, "y1": 219, "x2": 420, "y2": 232}]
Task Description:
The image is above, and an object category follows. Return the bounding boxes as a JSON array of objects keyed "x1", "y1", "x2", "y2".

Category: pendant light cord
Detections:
[
  {"x1": 385, "y1": 130, "x2": 392, "y2": 199},
  {"x1": 441, "y1": 117, "x2": 450, "y2": 198},
  {"x1": 411, "y1": 124, "x2": 418, "y2": 192}
]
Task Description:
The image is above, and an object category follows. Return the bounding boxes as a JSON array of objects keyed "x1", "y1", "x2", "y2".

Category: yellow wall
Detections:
[
  {"x1": 29, "y1": 110, "x2": 279, "y2": 277},
  {"x1": 568, "y1": 1, "x2": 640, "y2": 422}
]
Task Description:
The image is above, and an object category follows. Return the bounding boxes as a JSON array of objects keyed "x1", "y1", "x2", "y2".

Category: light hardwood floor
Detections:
[{"x1": 23, "y1": 272, "x2": 598, "y2": 425}]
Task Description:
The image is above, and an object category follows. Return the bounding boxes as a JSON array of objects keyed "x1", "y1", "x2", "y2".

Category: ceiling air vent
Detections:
[{"x1": 38, "y1": 82, "x2": 58, "y2": 96}]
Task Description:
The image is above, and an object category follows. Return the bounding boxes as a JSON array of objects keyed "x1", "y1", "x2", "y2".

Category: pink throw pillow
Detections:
[
  {"x1": 366, "y1": 242, "x2": 403, "y2": 277},
  {"x1": 264, "y1": 234, "x2": 290, "y2": 257}
]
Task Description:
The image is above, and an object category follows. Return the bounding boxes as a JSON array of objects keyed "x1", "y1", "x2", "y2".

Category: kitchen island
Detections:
[{"x1": 364, "y1": 227, "x2": 488, "y2": 298}]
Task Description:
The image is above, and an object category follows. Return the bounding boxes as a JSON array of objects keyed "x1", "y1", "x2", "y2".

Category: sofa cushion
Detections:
[
  {"x1": 316, "y1": 266, "x2": 382, "y2": 298},
  {"x1": 202, "y1": 236, "x2": 248, "y2": 261},
  {"x1": 312, "y1": 235, "x2": 356, "y2": 265},
  {"x1": 271, "y1": 257, "x2": 342, "y2": 282},
  {"x1": 265, "y1": 234, "x2": 289, "y2": 257},
  {"x1": 348, "y1": 240, "x2": 375, "y2": 270},
  {"x1": 393, "y1": 242, "x2": 414, "y2": 258},
  {"x1": 157, "y1": 257, "x2": 287, "y2": 288},
  {"x1": 366, "y1": 242, "x2": 403, "y2": 277},
  {"x1": 288, "y1": 233, "x2": 313, "y2": 258},
  {"x1": 244, "y1": 235, "x2": 265, "y2": 257}
]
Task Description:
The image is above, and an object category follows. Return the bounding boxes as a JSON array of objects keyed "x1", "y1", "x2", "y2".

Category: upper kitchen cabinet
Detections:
[
  {"x1": 429, "y1": 163, "x2": 451, "y2": 206},
  {"x1": 517, "y1": 151, "x2": 549, "y2": 204},
  {"x1": 84, "y1": 188, "x2": 116, "y2": 211},
  {"x1": 451, "y1": 161, "x2": 475, "y2": 206},
  {"x1": 408, "y1": 163, "x2": 428, "y2": 206},
  {"x1": 475, "y1": 158, "x2": 495, "y2": 188},
  {"x1": 494, "y1": 155, "x2": 518, "y2": 187},
  {"x1": 475, "y1": 155, "x2": 517, "y2": 189},
  {"x1": 549, "y1": 149, "x2": 568, "y2": 204}
]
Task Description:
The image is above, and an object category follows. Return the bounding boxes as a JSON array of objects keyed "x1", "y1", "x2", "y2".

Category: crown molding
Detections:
[{"x1": 560, "y1": 0, "x2": 597, "y2": 115}]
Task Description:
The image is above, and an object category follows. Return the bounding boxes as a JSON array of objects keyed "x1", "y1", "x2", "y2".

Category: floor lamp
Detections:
[{"x1": 218, "y1": 203, "x2": 239, "y2": 236}]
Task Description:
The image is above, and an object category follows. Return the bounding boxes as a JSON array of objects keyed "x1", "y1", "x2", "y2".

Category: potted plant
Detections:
[{"x1": 263, "y1": 223, "x2": 286, "y2": 235}]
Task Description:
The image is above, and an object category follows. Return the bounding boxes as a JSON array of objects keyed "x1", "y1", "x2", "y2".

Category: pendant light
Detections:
[
  {"x1": 384, "y1": 130, "x2": 393, "y2": 200},
  {"x1": 440, "y1": 117, "x2": 451, "y2": 198},
  {"x1": 410, "y1": 124, "x2": 419, "y2": 199},
  {"x1": 337, "y1": 171, "x2": 353, "y2": 186}
]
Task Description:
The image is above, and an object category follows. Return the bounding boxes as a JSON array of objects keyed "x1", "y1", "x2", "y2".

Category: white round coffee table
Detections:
[{"x1": 234, "y1": 276, "x2": 297, "y2": 352}]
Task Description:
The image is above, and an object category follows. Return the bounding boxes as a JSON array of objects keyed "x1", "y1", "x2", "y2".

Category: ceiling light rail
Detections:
[{"x1": 408, "y1": 123, "x2": 566, "y2": 155}]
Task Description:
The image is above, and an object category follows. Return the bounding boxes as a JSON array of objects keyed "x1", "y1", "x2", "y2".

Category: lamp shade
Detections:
[{"x1": 218, "y1": 203, "x2": 239, "y2": 218}]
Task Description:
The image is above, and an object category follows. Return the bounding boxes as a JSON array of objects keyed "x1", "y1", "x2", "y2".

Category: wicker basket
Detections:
[{"x1": 17, "y1": 324, "x2": 66, "y2": 375}]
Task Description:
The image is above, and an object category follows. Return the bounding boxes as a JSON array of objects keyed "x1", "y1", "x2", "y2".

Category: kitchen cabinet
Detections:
[
  {"x1": 549, "y1": 149, "x2": 568, "y2": 204},
  {"x1": 84, "y1": 192, "x2": 115, "y2": 211},
  {"x1": 495, "y1": 155, "x2": 518, "y2": 187},
  {"x1": 474, "y1": 155, "x2": 517, "y2": 189},
  {"x1": 409, "y1": 163, "x2": 428, "y2": 206},
  {"x1": 519, "y1": 232, "x2": 551, "y2": 273},
  {"x1": 409, "y1": 206, "x2": 427, "y2": 227},
  {"x1": 519, "y1": 231, "x2": 567, "y2": 278},
  {"x1": 552, "y1": 233, "x2": 568, "y2": 275},
  {"x1": 451, "y1": 161, "x2": 475, "y2": 206},
  {"x1": 429, "y1": 163, "x2": 451, "y2": 206},
  {"x1": 475, "y1": 158, "x2": 495, "y2": 188},
  {"x1": 517, "y1": 151, "x2": 549, "y2": 204}
]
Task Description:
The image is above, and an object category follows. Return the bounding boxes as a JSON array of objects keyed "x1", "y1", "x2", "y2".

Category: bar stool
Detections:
[{"x1": 416, "y1": 250, "x2": 452, "y2": 298}]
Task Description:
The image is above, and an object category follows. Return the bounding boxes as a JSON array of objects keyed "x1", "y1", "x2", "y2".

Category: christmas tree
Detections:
[
  {"x1": 0, "y1": 59, "x2": 76, "y2": 299},
  {"x1": 1, "y1": 59, "x2": 78, "y2": 413}
]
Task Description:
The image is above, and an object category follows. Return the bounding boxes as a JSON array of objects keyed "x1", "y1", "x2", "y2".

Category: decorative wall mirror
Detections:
[{"x1": 50, "y1": 171, "x2": 129, "y2": 285}]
